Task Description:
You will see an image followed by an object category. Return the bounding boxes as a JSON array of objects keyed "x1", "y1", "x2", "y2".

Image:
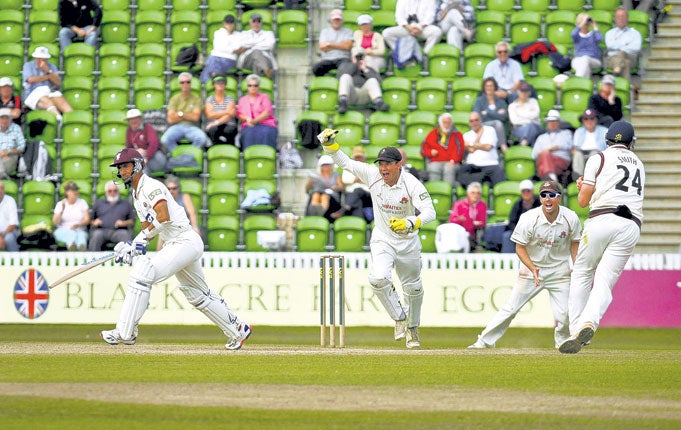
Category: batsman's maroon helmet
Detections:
[{"x1": 110, "y1": 147, "x2": 144, "y2": 167}]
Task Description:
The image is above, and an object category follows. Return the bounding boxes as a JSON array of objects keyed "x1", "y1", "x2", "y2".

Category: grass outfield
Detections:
[{"x1": 1, "y1": 325, "x2": 680, "y2": 430}]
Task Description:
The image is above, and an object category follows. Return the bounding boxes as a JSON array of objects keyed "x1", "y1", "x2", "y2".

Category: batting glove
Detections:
[
  {"x1": 113, "y1": 240, "x2": 147, "y2": 265},
  {"x1": 388, "y1": 216, "x2": 422, "y2": 234},
  {"x1": 317, "y1": 128, "x2": 340, "y2": 151}
]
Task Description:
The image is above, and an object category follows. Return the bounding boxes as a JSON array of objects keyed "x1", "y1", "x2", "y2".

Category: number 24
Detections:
[{"x1": 616, "y1": 165, "x2": 643, "y2": 195}]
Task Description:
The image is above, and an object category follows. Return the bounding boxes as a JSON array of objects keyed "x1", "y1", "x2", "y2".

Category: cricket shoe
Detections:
[
  {"x1": 405, "y1": 327, "x2": 421, "y2": 349},
  {"x1": 100, "y1": 329, "x2": 137, "y2": 345},
  {"x1": 467, "y1": 338, "x2": 494, "y2": 349},
  {"x1": 558, "y1": 336, "x2": 582, "y2": 354},
  {"x1": 394, "y1": 319, "x2": 408, "y2": 340},
  {"x1": 577, "y1": 323, "x2": 595, "y2": 346},
  {"x1": 225, "y1": 323, "x2": 252, "y2": 350}
]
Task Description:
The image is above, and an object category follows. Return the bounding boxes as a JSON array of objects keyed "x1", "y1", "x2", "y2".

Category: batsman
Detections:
[
  {"x1": 318, "y1": 129, "x2": 436, "y2": 348},
  {"x1": 100, "y1": 148, "x2": 251, "y2": 350}
]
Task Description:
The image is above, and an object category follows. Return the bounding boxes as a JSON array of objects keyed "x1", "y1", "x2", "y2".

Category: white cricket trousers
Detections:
[{"x1": 568, "y1": 214, "x2": 640, "y2": 334}]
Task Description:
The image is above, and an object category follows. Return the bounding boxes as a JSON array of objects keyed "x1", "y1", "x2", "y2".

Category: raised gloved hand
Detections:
[
  {"x1": 388, "y1": 216, "x2": 422, "y2": 234},
  {"x1": 114, "y1": 240, "x2": 147, "y2": 265},
  {"x1": 317, "y1": 128, "x2": 340, "y2": 151}
]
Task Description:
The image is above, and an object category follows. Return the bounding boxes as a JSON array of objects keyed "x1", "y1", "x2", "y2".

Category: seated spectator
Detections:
[
  {"x1": 0, "y1": 77, "x2": 22, "y2": 125},
  {"x1": 588, "y1": 74, "x2": 623, "y2": 127},
  {"x1": 605, "y1": 7, "x2": 642, "y2": 81},
  {"x1": 306, "y1": 155, "x2": 343, "y2": 220},
  {"x1": 125, "y1": 108, "x2": 167, "y2": 174},
  {"x1": 313, "y1": 9, "x2": 353, "y2": 77},
  {"x1": 437, "y1": 0, "x2": 474, "y2": 52},
  {"x1": 22, "y1": 47, "x2": 73, "y2": 122},
  {"x1": 421, "y1": 113, "x2": 465, "y2": 186},
  {"x1": 449, "y1": 181, "x2": 487, "y2": 250},
  {"x1": 52, "y1": 181, "x2": 89, "y2": 251},
  {"x1": 623, "y1": 0, "x2": 655, "y2": 13},
  {"x1": 200, "y1": 14, "x2": 240, "y2": 84},
  {"x1": 382, "y1": 0, "x2": 443, "y2": 55},
  {"x1": 236, "y1": 74, "x2": 278, "y2": 151},
  {"x1": 235, "y1": 13, "x2": 277, "y2": 79},
  {"x1": 532, "y1": 110, "x2": 573, "y2": 183},
  {"x1": 58, "y1": 0, "x2": 102, "y2": 50},
  {"x1": 333, "y1": 146, "x2": 373, "y2": 222},
  {"x1": 0, "y1": 108, "x2": 25, "y2": 179},
  {"x1": 571, "y1": 108, "x2": 607, "y2": 180},
  {"x1": 0, "y1": 181, "x2": 19, "y2": 252},
  {"x1": 458, "y1": 112, "x2": 505, "y2": 188},
  {"x1": 483, "y1": 41, "x2": 524, "y2": 102},
  {"x1": 353, "y1": 15, "x2": 386, "y2": 74},
  {"x1": 161, "y1": 72, "x2": 208, "y2": 153},
  {"x1": 337, "y1": 48, "x2": 390, "y2": 114},
  {"x1": 501, "y1": 179, "x2": 540, "y2": 253},
  {"x1": 88, "y1": 181, "x2": 134, "y2": 251},
  {"x1": 508, "y1": 82, "x2": 543, "y2": 146},
  {"x1": 204, "y1": 76, "x2": 238, "y2": 147},
  {"x1": 571, "y1": 13, "x2": 603, "y2": 78},
  {"x1": 473, "y1": 77, "x2": 509, "y2": 152}
]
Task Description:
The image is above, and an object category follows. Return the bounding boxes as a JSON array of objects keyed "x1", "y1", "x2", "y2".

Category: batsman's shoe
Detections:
[
  {"x1": 577, "y1": 323, "x2": 595, "y2": 346},
  {"x1": 467, "y1": 339, "x2": 494, "y2": 349},
  {"x1": 558, "y1": 336, "x2": 582, "y2": 354},
  {"x1": 100, "y1": 329, "x2": 137, "y2": 345},
  {"x1": 225, "y1": 323, "x2": 252, "y2": 351},
  {"x1": 394, "y1": 319, "x2": 408, "y2": 340},
  {"x1": 405, "y1": 327, "x2": 421, "y2": 349}
]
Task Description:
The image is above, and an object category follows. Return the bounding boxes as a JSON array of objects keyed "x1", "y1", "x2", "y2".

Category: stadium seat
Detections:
[
  {"x1": 135, "y1": 43, "x2": 166, "y2": 78},
  {"x1": 424, "y1": 180, "x2": 453, "y2": 222},
  {"x1": 463, "y1": 43, "x2": 495, "y2": 78},
  {"x1": 276, "y1": 10, "x2": 309, "y2": 48},
  {"x1": 99, "y1": 43, "x2": 131, "y2": 77},
  {"x1": 244, "y1": 144, "x2": 277, "y2": 180},
  {"x1": 474, "y1": 11, "x2": 506, "y2": 45},
  {"x1": 343, "y1": 0, "x2": 374, "y2": 10},
  {"x1": 179, "y1": 179, "x2": 203, "y2": 214},
  {"x1": 295, "y1": 110, "x2": 329, "y2": 144},
  {"x1": 2, "y1": 0, "x2": 25, "y2": 9},
  {"x1": 170, "y1": 10, "x2": 202, "y2": 44},
  {"x1": 451, "y1": 77, "x2": 482, "y2": 112},
  {"x1": 60, "y1": 144, "x2": 94, "y2": 179},
  {"x1": 628, "y1": 10, "x2": 650, "y2": 47},
  {"x1": 381, "y1": 77, "x2": 412, "y2": 114},
  {"x1": 170, "y1": 75, "x2": 201, "y2": 100},
  {"x1": 545, "y1": 11, "x2": 577, "y2": 47},
  {"x1": 20, "y1": 215, "x2": 53, "y2": 243},
  {"x1": 449, "y1": 110, "x2": 471, "y2": 132},
  {"x1": 207, "y1": 0, "x2": 237, "y2": 11},
  {"x1": 207, "y1": 179, "x2": 240, "y2": 216},
  {"x1": 171, "y1": 146, "x2": 204, "y2": 176},
  {"x1": 559, "y1": 110, "x2": 581, "y2": 129},
  {"x1": 97, "y1": 111, "x2": 127, "y2": 146},
  {"x1": 206, "y1": 216, "x2": 239, "y2": 251},
  {"x1": 206, "y1": 11, "x2": 231, "y2": 46},
  {"x1": 100, "y1": 10, "x2": 131, "y2": 44},
  {"x1": 243, "y1": 215, "x2": 277, "y2": 251},
  {"x1": 405, "y1": 111, "x2": 438, "y2": 146},
  {"x1": 62, "y1": 76, "x2": 94, "y2": 111},
  {"x1": 415, "y1": 77, "x2": 448, "y2": 113},
  {"x1": 363, "y1": 144, "x2": 384, "y2": 162},
  {"x1": 207, "y1": 144, "x2": 240, "y2": 180},
  {"x1": 135, "y1": 11, "x2": 167, "y2": 44},
  {"x1": 241, "y1": 9, "x2": 274, "y2": 32},
  {"x1": 332, "y1": 110, "x2": 366, "y2": 147},
  {"x1": 100, "y1": 0, "x2": 131, "y2": 10},
  {"x1": 560, "y1": 77, "x2": 594, "y2": 113},
  {"x1": 368, "y1": 111, "x2": 402, "y2": 147},
  {"x1": 510, "y1": 11, "x2": 542, "y2": 45},
  {"x1": 378, "y1": 0, "x2": 397, "y2": 9},
  {"x1": 63, "y1": 43, "x2": 95, "y2": 77},
  {"x1": 1, "y1": 10, "x2": 25, "y2": 43},
  {"x1": 239, "y1": 77, "x2": 274, "y2": 102},
  {"x1": 490, "y1": 181, "x2": 521, "y2": 223},
  {"x1": 28, "y1": 10, "x2": 60, "y2": 44},
  {"x1": 418, "y1": 219, "x2": 438, "y2": 253},
  {"x1": 25, "y1": 110, "x2": 58, "y2": 144},
  {"x1": 59, "y1": 180, "x2": 92, "y2": 205},
  {"x1": 29, "y1": 0, "x2": 59, "y2": 9},
  {"x1": 61, "y1": 111, "x2": 94, "y2": 146},
  {"x1": 566, "y1": 182, "x2": 589, "y2": 221},
  {"x1": 132, "y1": 77, "x2": 165, "y2": 111},
  {"x1": 172, "y1": 0, "x2": 200, "y2": 10},
  {"x1": 1, "y1": 179, "x2": 18, "y2": 203},
  {"x1": 519, "y1": 0, "x2": 550, "y2": 11},
  {"x1": 242, "y1": 0, "x2": 272, "y2": 8},
  {"x1": 503, "y1": 145, "x2": 536, "y2": 181},
  {"x1": 340, "y1": 10, "x2": 362, "y2": 33},
  {"x1": 615, "y1": 76, "x2": 631, "y2": 111},
  {"x1": 485, "y1": 0, "x2": 515, "y2": 13},
  {"x1": 97, "y1": 144, "x2": 123, "y2": 180},
  {"x1": 295, "y1": 216, "x2": 330, "y2": 252},
  {"x1": 555, "y1": 0, "x2": 585, "y2": 11},
  {"x1": 0, "y1": 44, "x2": 23, "y2": 77},
  {"x1": 308, "y1": 76, "x2": 339, "y2": 113},
  {"x1": 243, "y1": 179, "x2": 276, "y2": 199},
  {"x1": 402, "y1": 145, "x2": 425, "y2": 170},
  {"x1": 534, "y1": 43, "x2": 569, "y2": 78},
  {"x1": 589, "y1": 10, "x2": 613, "y2": 40},
  {"x1": 22, "y1": 180, "x2": 56, "y2": 215},
  {"x1": 393, "y1": 63, "x2": 423, "y2": 81},
  {"x1": 136, "y1": 0, "x2": 166, "y2": 9},
  {"x1": 591, "y1": 0, "x2": 620, "y2": 9},
  {"x1": 427, "y1": 44, "x2": 461, "y2": 81},
  {"x1": 527, "y1": 76, "x2": 557, "y2": 115},
  {"x1": 333, "y1": 216, "x2": 367, "y2": 252},
  {"x1": 98, "y1": 77, "x2": 130, "y2": 111}
]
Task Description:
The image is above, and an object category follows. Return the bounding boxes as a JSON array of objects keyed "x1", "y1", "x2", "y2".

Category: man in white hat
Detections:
[
  {"x1": 125, "y1": 108, "x2": 167, "y2": 174},
  {"x1": 0, "y1": 77, "x2": 22, "y2": 125},
  {"x1": 313, "y1": 9, "x2": 353, "y2": 76},
  {"x1": 532, "y1": 109, "x2": 573, "y2": 183},
  {"x1": 0, "y1": 108, "x2": 26, "y2": 179},
  {"x1": 21, "y1": 47, "x2": 72, "y2": 122}
]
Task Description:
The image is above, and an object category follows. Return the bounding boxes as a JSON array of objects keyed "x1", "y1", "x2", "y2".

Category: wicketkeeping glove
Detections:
[
  {"x1": 388, "y1": 216, "x2": 422, "y2": 234},
  {"x1": 114, "y1": 240, "x2": 147, "y2": 265},
  {"x1": 317, "y1": 128, "x2": 340, "y2": 151}
]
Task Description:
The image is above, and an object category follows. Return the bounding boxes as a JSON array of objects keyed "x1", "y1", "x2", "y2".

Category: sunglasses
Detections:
[
  {"x1": 539, "y1": 191, "x2": 560, "y2": 199},
  {"x1": 247, "y1": 84, "x2": 259, "y2": 87},
  {"x1": 179, "y1": 81, "x2": 191, "y2": 84},
  {"x1": 167, "y1": 186, "x2": 179, "y2": 190},
  {"x1": 497, "y1": 50, "x2": 509, "y2": 54}
]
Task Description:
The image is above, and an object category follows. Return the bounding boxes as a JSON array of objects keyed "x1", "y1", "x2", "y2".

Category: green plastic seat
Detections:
[
  {"x1": 172, "y1": 0, "x2": 201, "y2": 10},
  {"x1": 244, "y1": 144, "x2": 277, "y2": 180},
  {"x1": 503, "y1": 145, "x2": 536, "y2": 181},
  {"x1": 308, "y1": 76, "x2": 339, "y2": 113},
  {"x1": 25, "y1": 110, "x2": 58, "y2": 143},
  {"x1": 296, "y1": 111, "x2": 329, "y2": 144},
  {"x1": 555, "y1": 0, "x2": 585, "y2": 11},
  {"x1": 61, "y1": 111, "x2": 94, "y2": 146},
  {"x1": 405, "y1": 111, "x2": 438, "y2": 146},
  {"x1": 243, "y1": 215, "x2": 277, "y2": 251},
  {"x1": 0, "y1": 43, "x2": 24, "y2": 77},
  {"x1": 567, "y1": 182, "x2": 589, "y2": 221},
  {"x1": 393, "y1": 63, "x2": 423, "y2": 81},
  {"x1": 628, "y1": 10, "x2": 650, "y2": 47},
  {"x1": 545, "y1": 11, "x2": 577, "y2": 47},
  {"x1": 61, "y1": 144, "x2": 94, "y2": 180},
  {"x1": 207, "y1": 179, "x2": 240, "y2": 216},
  {"x1": 490, "y1": 181, "x2": 521, "y2": 223},
  {"x1": 133, "y1": 77, "x2": 165, "y2": 111},
  {"x1": 99, "y1": 43, "x2": 131, "y2": 77},
  {"x1": 62, "y1": 76, "x2": 94, "y2": 111},
  {"x1": 207, "y1": 0, "x2": 237, "y2": 10},
  {"x1": 333, "y1": 216, "x2": 367, "y2": 252},
  {"x1": 29, "y1": 10, "x2": 60, "y2": 44},
  {"x1": 276, "y1": 10, "x2": 309, "y2": 48},
  {"x1": 381, "y1": 77, "x2": 412, "y2": 113},
  {"x1": 402, "y1": 145, "x2": 425, "y2": 170},
  {"x1": 591, "y1": 0, "x2": 620, "y2": 8},
  {"x1": 170, "y1": 11, "x2": 202, "y2": 44},
  {"x1": 1, "y1": 10, "x2": 25, "y2": 43},
  {"x1": 179, "y1": 179, "x2": 203, "y2": 217},
  {"x1": 97, "y1": 144, "x2": 124, "y2": 180},
  {"x1": 519, "y1": 0, "x2": 550, "y2": 11},
  {"x1": 101, "y1": 10, "x2": 131, "y2": 44},
  {"x1": 510, "y1": 12, "x2": 542, "y2": 45},
  {"x1": 560, "y1": 76, "x2": 594, "y2": 113},
  {"x1": 449, "y1": 110, "x2": 471, "y2": 132},
  {"x1": 427, "y1": 44, "x2": 461, "y2": 81},
  {"x1": 243, "y1": 179, "x2": 276, "y2": 197},
  {"x1": 589, "y1": 10, "x2": 613, "y2": 40},
  {"x1": 451, "y1": 77, "x2": 482, "y2": 112},
  {"x1": 332, "y1": 110, "x2": 366, "y2": 147},
  {"x1": 295, "y1": 216, "x2": 330, "y2": 252},
  {"x1": 424, "y1": 180, "x2": 453, "y2": 222},
  {"x1": 343, "y1": 0, "x2": 374, "y2": 10},
  {"x1": 98, "y1": 77, "x2": 130, "y2": 111},
  {"x1": 527, "y1": 76, "x2": 557, "y2": 116},
  {"x1": 97, "y1": 111, "x2": 128, "y2": 146},
  {"x1": 475, "y1": 11, "x2": 507, "y2": 45},
  {"x1": 22, "y1": 180, "x2": 56, "y2": 216},
  {"x1": 463, "y1": 43, "x2": 495, "y2": 78},
  {"x1": 368, "y1": 111, "x2": 401, "y2": 147},
  {"x1": 415, "y1": 77, "x2": 448, "y2": 113},
  {"x1": 100, "y1": 0, "x2": 132, "y2": 10},
  {"x1": 135, "y1": 10, "x2": 167, "y2": 44},
  {"x1": 1, "y1": 179, "x2": 18, "y2": 202},
  {"x1": 206, "y1": 11, "x2": 231, "y2": 46},
  {"x1": 135, "y1": 43, "x2": 166, "y2": 78},
  {"x1": 207, "y1": 145, "x2": 240, "y2": 180},
  {"x1": 171, "y1": 146, "x2": 204, "y2": 177},
  {"x1": 2, "y1": 0, "x2": 25, "y2": 9},
  {"x1": 485, "y1": 0, "x2": 515, "y2": 13},
  {"x1": 418, "y1": 219, "x2": 439, "y2": 253},
  {"x1": 206, "y1": 216, "x2": 239, "y2": 251},
  {"x1": 30, "y1": 0, "x2": 59, "y2": 9},
  {"x1": 63, "y1": 43, "x2": 95, "y2": 77},
  {"x1": 560, "y1": 110, "x2": 581, "y2": 129},
  {"x1": 239, "y1": 77, "x2": 274, "y2": 102}
]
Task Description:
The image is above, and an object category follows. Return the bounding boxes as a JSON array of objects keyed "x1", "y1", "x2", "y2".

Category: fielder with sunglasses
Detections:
[{"x1": 469, "y1": 181, "x2": 581, "y2": 349}]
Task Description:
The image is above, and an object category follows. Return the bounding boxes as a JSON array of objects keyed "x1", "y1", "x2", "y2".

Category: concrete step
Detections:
[
  {"x1": 644, "y1": 199, "x2": 681, "y2": 210},
  {"x1": 636, "y1": 240, "x2": 681, "y2": 254},
  {"x1": 630, "y1": 114, "x2": 681, "y2": 126},
  {"x1": 637, "y1": 82, "x2": 681, "y2": 92},
  {"x1": 635, "y1": 99, "x2": 680, "y2": 108},
  {"x1": 635, "y1": 143, "x2": 681, "y2": 152}
]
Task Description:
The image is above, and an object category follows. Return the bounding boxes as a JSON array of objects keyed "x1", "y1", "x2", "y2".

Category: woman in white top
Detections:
[
  {"x1": 52, "y1": 181, "x2": 90, "y2": 251},
  {"x1": 508, "y1": 82, "x2": 543, "y2": 146},
  {"x1": 200, "y1": 14, "x2": 241, "y2": 83}
]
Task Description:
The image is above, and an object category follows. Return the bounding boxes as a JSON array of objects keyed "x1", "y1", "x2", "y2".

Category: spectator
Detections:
[
  {"x1": 125, "y1": 108, "x2": 167, "y2": 174},
  {"x1": 204, "y1": 76, "x2": 238, "y2": 147},
  {"x1": 532, "y1": 110, "x2": 573, "y2": 183},
  {"x1": 235, "y1": 13, "x2": 277, "y2": 79},
  {"x1": 52, "y1": 181, "x2": 89, "y2": 251},
  {"x1": 382, "y1": 0, "x2": 443, "y2": 55},
  {"x1": 337, "y1": 48, "x2": 390, "y2": 114},
  {"x1": 437, "y1": 0, "x2": 474, "y2": 52},
  {"x1": 313, "y1": 9, "x2": 353, "y2": 77},
  {"x1": 200, "y1": 14, "x2": 240, "y2": 84},
  {"x1": 333, "y1": 146, "x2": 373, "y2": 222},
  {"x1": 22, "y1": 47, "x2": 73, "y2": 123},
  {"x1": 501, "y1": 179, "x2": 540, "y2": 253},
  {"x1": 571, "y1": 13, "x2": 603, "y2": 78},
  {"x1": 588, "y1": 74, "x2": 623, "y2": 127},
  {"x1": 236, "y1": 74, "x2": 278, "y2": 151},
  {"x1": 161, "y1": 72, "x2": 208, "y2": 153},
  {"x1": 305, "y1": 155, "x2": 343, "y2": 220},
  {"x1": 483, "y1": 41, "x2": 525, "y2": 102},
  {"x1": 421, "y1": 113, "x2": 465, "y2": 186},
  {"x1": 283, "y1": 0, "x2": 301, "y2": 9},
  {"x1": 449, "y1": 181, "x2": 487, "y2": 250},
  {"x1": 623, "y1": 0, "x2": 655, "y2": 13},
  {"x1": 0, "y1": 77, "x2": 22, "y2": 125},
  {"x1": 157, "y1": 175, "x2": 201, "y2": 250},
  {"x1": 0, "y1": 181, "x2": 19, "y2": 252},
  {"x1": 353, "y1": 15, "x2": 387, "y2": 74},
  {"x1": 571, "y1": 108, "x2": 607, "y2": 180},
  {"x1": 605, "y1": 7, "x2": 642, "y2": 81},
  {"x1": 0, "y1": 108, "x2": 25, "y2": 180},
  {"x1": 473, "y1": 77, "x2": 509, "y2": 152},
  {"x1": 508, "y1": 81, "x2": 543, "y2": 147},
  {"x1": 88, "y1": 181, "x2": 135, "y2": 251},
  {"x1": 58, "y1": 0, "x2": 102, "y2": 50},
  {"x1": 458, "y1": 111, "x2": 505, "y2": 188}
]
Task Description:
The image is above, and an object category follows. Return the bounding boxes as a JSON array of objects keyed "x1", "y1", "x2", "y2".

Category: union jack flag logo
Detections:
[{"x1": 13, "y1": 269, "x2": 50, "y2": 319}]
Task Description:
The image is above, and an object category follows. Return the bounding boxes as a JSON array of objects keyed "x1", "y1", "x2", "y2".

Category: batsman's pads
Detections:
[
  {"x1": 114, "y1": 240, "x2": 148, "y2": 265},
  {"x1": 317, "y1": 128, "x2": 340, "y2": 151},
  {"x1": 388, "y1": 216, "x2": 422, "y2": 234}
]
